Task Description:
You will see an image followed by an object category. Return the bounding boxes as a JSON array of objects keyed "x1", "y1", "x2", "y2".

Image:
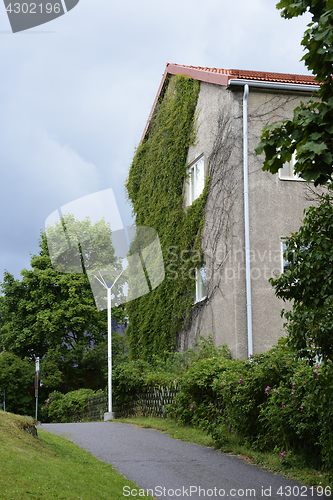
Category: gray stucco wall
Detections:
[{"x1": 179, "y1": 81, "x2": 319, "y2": 359}]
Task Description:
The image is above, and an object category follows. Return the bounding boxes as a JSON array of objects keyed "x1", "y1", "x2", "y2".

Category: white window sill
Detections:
[{"x1": 193, "y1": 296, "x2": 207, "y2": 305}]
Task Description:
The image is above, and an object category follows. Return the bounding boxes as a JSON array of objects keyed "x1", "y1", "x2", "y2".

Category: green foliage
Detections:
[
  {"x1": 270, "y1": 193, "x2": 333, "y2": 363},
  {"x1": 112, "y1": 359, "x2": 154, "y2": 405},
  {"x1": 0, "y1": 232, "x2": 106, "y2": 362},
  {"x1": 219, "y1": 341, "x2": 302, "y2": 444},
  {"x1": 46, "y1": 213, "x2": 119, "y2": 274},
  {"x1": 168, "y1": 356, "x2": 235, "y2": 429},
  {"x1": 184, "y1": 334, "x2": 231, "y2": 364},
  {"x1": 167, "y1": 340, "x2": 332, "y2": 471},
  {"x1": 255, "y1": 1, "x2": 333, "y2": 185},
  {"x1": 169, "y1": 340, "x2": 296, "y2": 443},
  {"x1": 41, "y1": 388, "x2": 96, "y2": 423},
  {"x1": 44, "y1": 335, "x2": 225, "y2": 418},
  {"x1": 313, "y1": 360, "x2": 333, "y2": 471},
  {"x1": 112, "y1": 353, "x2": 185, "y2": 406},
  {"x1": 0, "y1": 351, "x2": 35, "y2": 415},
  {"x1": 258, "y1": 363, "x2": 321, "y2": 452},
  {"x1": 0, "y1": 219, "x2": 127, "y2": 394},
  {"x1": 40, "y1": 336, "x2": 333, "y2": 473},
  {"x1": 126, "y1": 74, "x2": 207, "y2": 357}
]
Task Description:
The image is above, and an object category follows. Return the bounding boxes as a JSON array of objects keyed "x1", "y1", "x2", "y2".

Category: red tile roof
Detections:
[{"x1": 168, "y1": 63, "x2": 318, "y2": 86}]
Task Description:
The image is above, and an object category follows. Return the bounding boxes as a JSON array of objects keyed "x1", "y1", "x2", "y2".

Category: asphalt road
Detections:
[{"x1": 40, "y1": 422, "x2": 329, "y2": 500}]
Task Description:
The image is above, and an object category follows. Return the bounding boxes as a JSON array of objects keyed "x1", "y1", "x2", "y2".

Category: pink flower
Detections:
[
  {"x1": 190, "y1": 405, "x2": 194, "y2": 409},
  {"x1": 300, "y1": 406, "x2": 304, "y2": 409},
  {"x1": 292, "y1": 383, "x2": 295, "y2": 386},
  {"x1": 282, "y1": 405, "x2": 285, "y2": 408},
  {"x1": 47, "y1": 399, "x2": 50, "y2": 403},
  {"x1": 239, "y1": 379, "x2": 243, "y2": 383}
]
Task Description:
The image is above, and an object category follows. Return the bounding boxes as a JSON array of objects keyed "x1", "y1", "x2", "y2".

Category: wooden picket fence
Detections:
[{"x1": 84, "y1": 382, "x2": 179, "y2": 421}]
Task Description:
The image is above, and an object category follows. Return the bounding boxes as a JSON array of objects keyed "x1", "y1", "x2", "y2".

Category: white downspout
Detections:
[{"x1": 242, "y1": 84, "x2": 253, "y2": 358}]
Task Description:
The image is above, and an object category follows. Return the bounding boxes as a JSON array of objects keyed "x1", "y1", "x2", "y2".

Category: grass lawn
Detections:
[
  {"x1": 118, "y1": 416, "x2": 332, "y2": 492},
  {"x1": 0, "y1": 411, "x2": 153, "y2": 500}
]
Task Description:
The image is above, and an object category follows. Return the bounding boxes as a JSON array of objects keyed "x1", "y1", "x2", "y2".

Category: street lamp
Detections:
[{"x1": 94, "y1": 269, "x2": 124, "y2": 420}]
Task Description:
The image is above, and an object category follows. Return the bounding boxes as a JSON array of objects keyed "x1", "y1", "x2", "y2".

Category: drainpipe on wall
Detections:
[{"x1": 242, "y1": 84, "x2": 253, "y2": 358}]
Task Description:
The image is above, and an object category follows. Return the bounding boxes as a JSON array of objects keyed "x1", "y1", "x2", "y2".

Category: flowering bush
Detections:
[
  {"x1": 167, "y1": 338, "x2": 333, "y2": 470},
  {"x1": 167, "y1": 355, "x2": 235, "y2": 428},
  {"x1": 258, "y1": 362, "x2": 321, "y2": 451},
  {"x1": 207, "y1": 340, "x2": 298, "y2": 447}
]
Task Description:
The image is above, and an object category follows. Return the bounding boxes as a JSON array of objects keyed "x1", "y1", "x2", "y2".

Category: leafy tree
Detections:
[
  {"x1": 270, "y1": 192, "x2": 333, "y2": 363},
  {"x1": 0, "y1": 216, "x2": 126, "y2": 393},
  {"x1": 0, "y1": 351, "x2": 35, "y2": 415},
  {"x1": 255, "y1": 0, "x2": 333, "y2": 185}
]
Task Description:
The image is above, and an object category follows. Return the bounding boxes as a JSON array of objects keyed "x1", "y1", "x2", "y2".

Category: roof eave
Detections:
[{"x1": 140, "y1": 63, "x2": 318, "y2": 143}]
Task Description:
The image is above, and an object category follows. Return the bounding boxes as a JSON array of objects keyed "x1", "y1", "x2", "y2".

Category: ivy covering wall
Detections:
[{"x1": 126, "y1": 74, "x2": 208, "y2": 358}]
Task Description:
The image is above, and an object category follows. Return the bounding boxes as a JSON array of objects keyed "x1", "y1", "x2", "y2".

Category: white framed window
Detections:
[
  {"x1": 279, "y1": 152, "x2": 304, "y2": 181},
  {"x1": 195, "y1": 263, "x2": 207, "y2": 303},
  {"x1": 188, "y1": 156, "x2": 205, "y2": 204}
]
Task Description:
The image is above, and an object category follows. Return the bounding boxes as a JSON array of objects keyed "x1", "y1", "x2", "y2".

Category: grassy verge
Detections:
[
  {"x1": 118, "y1": 416, "x2": 332, "y2": 491},
  {"x1": 0, "y1": 411, "x2": 153, "y2": 500}
]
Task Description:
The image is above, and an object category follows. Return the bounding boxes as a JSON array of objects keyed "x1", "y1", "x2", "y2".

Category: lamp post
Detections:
[{"x1": 94, "y1": 270, "x2": 124, "y2": 420}]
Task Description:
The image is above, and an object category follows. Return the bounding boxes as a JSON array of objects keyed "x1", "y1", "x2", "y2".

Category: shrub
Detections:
[
  {"x1": 41, "y1": 388, "x2": 95, "y2": 423},
  {"x1": 167, "y1": 338, "x2": 333, "y2": 471},
  {"x1": 167, "y1": 337, "x2": 234, "y2": 432},
  {"x1": 258, "y1": 363, "x2": 321, "y2": 453},
  {"x1": 212, "y1": 340, "x2": 299, "y2": 447}
]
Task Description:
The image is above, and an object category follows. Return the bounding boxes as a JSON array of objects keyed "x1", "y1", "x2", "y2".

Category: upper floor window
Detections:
[
  {"x1": 279, "y1": 152, "x2": 304, "y2": 181},
  {"x1": 188, "y1": 156, "x2": 205, "y2": 204}
]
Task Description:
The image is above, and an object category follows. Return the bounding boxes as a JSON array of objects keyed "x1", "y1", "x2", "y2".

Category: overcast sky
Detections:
[{"x1": 0, "y1": 0, "x2": 312, "y2": 281}]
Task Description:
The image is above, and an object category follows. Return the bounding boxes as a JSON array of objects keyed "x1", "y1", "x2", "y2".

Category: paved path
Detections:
[{"x1": 40, "y1": 422, "x2": 328, "y2": 500}]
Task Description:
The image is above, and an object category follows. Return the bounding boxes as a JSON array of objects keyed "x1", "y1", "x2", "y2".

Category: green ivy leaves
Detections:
[{"x1": 126, "y1": 75, "x2": 206, "y2": 358}]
